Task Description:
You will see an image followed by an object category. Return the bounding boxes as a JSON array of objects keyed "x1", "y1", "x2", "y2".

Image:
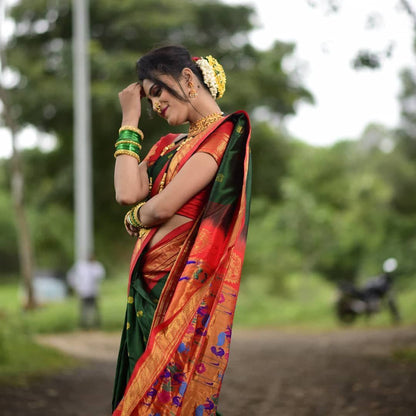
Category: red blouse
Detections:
[{"x1": 176, "y1": 120, "x2": 233, "y2": 220}]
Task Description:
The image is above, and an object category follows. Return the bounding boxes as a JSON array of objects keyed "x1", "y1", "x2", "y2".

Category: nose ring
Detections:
[{"x1": 154, "y1": 102, "x2": 162, "y2": 114}]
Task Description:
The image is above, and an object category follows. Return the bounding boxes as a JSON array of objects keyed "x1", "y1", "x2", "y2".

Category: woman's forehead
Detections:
[
  {"x1": 142, "y1": 79, "x2": 153, "y2": 94},
  {"x1": 142, "y1": 74, "x2": 177, "y2": 95}
]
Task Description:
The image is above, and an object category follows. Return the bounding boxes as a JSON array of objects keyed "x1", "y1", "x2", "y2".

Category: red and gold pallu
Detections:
[{"x1": 112, "y1": 111, "x2": 252, "y2": 416}]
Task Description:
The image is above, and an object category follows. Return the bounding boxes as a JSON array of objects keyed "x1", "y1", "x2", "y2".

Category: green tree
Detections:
[{"x1": 2, "y1": 0, "x2": 312, "y2": 273}]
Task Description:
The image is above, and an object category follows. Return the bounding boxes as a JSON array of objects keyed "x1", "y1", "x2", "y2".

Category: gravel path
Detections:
[{"x1": 0, "y1": 325, "x2": 415, "y2": 416}]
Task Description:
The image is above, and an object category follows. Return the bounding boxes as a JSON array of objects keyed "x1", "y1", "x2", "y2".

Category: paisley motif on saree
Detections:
[{"x1": 113, "y1": 111, "x2": 252, "y2": 416}]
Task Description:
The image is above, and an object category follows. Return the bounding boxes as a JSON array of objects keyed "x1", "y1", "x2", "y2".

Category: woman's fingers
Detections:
[
  {"x1": 119, "y1": 83, "x2": 142, "y2": 100},
  {"x1": 119, "y1": 83, "x2": 142, "y2": 125},
  {"x1": 125, "y1": 221, "x2": 140, "y2": 237}
]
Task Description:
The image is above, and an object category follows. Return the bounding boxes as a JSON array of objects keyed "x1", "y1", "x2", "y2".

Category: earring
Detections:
[
  {"x1": 154, "y1": 102, "x2": 162, "y2": 114},
  {"x1": 188, "y1": 81, "x2": 197, "y2": 99}
]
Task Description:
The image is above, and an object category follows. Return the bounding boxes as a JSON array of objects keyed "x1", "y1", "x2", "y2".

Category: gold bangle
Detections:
[
  {"x1": 114, "y1": 140, "x2": 142, "y2": 149},
  {"x1": 119, "y1": 126, "x2": 144, "y2": 140},
  {"x1": 114, "y1": 149, "x2": 141, "y2": 163},
  {"x1": 132, "y1": 202, "x2": 152, "y2": 229}
]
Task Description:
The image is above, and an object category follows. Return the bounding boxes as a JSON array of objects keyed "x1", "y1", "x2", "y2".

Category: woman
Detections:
[{"x1": 112, "y1": 45, "x2": 251, "y2": 416}]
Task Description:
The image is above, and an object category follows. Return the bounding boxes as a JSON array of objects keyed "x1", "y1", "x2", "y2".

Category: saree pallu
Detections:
[{"x1": 113, "y1": 111, "x2": 252, "y2": 416}]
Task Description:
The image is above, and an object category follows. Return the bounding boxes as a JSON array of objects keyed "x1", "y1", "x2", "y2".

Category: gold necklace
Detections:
[
  {"x1": 188, "y1": 112, "x2": 223, "y2": 138},
  {"x1": 160, "y1": 134, "x2": 187, "y2": 156},
  {"x1": 160, "y1": 112, "x2": 223, "y2": 157}
]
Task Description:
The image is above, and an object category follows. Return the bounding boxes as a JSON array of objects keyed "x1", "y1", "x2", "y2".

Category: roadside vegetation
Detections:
[{"x1": 1, "y1": 0, "x2": 416, "y2": 385}]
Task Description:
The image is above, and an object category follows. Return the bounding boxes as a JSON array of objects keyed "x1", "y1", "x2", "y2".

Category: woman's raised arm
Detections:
[
  {"x1": 114, "y1": 157, "x2": 149, "y2": 205},
  {"x1": 114, "y1": 83, "x2": 150, "y2": 205}
]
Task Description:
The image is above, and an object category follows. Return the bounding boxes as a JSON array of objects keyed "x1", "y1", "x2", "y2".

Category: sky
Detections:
[
  {"x1": 224, "y1": 0, "x2": 415, "y2": 146},
  {"x1": 0, "y1": 0, "x2": 415, "y2": 157}
]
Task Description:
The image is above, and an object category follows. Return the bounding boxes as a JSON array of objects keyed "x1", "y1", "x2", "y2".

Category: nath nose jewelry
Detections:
[{"x1": 154, "y1": 102, "x2": 162, "y2": 114}]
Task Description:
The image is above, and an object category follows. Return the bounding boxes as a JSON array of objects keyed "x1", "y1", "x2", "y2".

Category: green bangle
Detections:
[
  {"x1": 118, "y1": 130, "x2": 143, "y2": 143},
  {"x1": 127, "y1": 208, "x2": 140, "y2": 227},
  {"x1": 115, "y1": 142, "x2": 142, "y2": 154},
  {"x1": 119, "y1": 126, "x2": 144, "y2": 140}
]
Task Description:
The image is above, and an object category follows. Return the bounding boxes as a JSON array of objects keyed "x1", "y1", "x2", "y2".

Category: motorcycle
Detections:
[{"x1": 335, "y1": 258, "x2": 401, "y2": 324}]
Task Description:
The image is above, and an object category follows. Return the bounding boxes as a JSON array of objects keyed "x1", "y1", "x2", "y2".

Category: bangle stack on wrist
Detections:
[
  {"x1": 125, "y1": 202, "x2": 152, "y2": 230},
  {"x1": 114, "y1": 126, "x2": 144, "y2": 163}
]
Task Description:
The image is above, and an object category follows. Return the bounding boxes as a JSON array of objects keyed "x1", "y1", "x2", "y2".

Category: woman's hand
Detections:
[
  {"x1": 124, "y1": 220, "x2": 140, "y2": 238},
  {"x1": 118, "y1": 83, "x2": 143, "y2": 127},
  {"x1": 124, "y1": 210, "x2": 141, "y2": 237}
]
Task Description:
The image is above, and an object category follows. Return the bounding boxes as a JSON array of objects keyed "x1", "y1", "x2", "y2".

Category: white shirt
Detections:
[{"x1": 67, "y1": 260, "x2": 105, "y2": 298}]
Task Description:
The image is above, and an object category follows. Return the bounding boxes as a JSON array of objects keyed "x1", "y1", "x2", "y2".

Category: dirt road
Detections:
[{"x1": 0, "y1": 325, "x2": 415, "y2": 416}]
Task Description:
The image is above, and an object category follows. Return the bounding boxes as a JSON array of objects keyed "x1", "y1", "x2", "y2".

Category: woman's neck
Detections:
[{"x1": 188, "y1": 99, "x2": 222, "y2": 124}]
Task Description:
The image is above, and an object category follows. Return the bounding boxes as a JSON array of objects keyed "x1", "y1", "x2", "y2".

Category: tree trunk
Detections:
[
  {"x1": 0, "y1": 89, "x2": 36, "y2": 308},
  {"x1": 10, "y1": 137, "x2": 36, "y2": 309},
  {"x1": 0, "y1": 22, "x2": 36, "y2": 309}
]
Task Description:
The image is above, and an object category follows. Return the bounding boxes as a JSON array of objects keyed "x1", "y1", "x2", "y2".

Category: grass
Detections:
[
  {"x1": 235, "y1": 272, "x2": 416, "y2": 330},
  {"x1": 392, "y1": 347, "x2": 416, "y2": 364},
  {"x1": 0, "y1": 275, "x2": 126, "y2": 385},
  {"x1": 1, "y1": 271, "x2": 415, "y2": 334},
  {"x1": 0, "y1": 274, "x2": 127, "y2": 334},
  {"x1": 0, "y1": 271, "x2": 415, "y2": 384},
  {"x1": 0, "y1": 313, "x2": 78, "y2": 385},
  {"x1": 235, "y1": 272, "x2": 339, "y2": 329}
]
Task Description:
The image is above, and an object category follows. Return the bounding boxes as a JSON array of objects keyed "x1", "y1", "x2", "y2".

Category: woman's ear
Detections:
[{"x1": 181, "y1": 67, "x2": 194, "y2": 82}]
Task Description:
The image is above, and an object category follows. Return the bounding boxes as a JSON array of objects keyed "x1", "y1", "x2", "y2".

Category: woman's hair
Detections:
[{"x1": 136, "y1": 45, "x2": 207, "y2": 101}]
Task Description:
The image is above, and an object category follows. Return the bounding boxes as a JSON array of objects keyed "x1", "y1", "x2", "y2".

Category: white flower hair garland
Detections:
[{"x1": 193, "y1": 55, "x2": 226, "y2": 100}]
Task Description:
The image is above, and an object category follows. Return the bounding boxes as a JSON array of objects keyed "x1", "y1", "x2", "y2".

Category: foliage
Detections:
[
  {"x1": 249, "y1": 121, "x2": 293, "y2": 200},
  {"x1": 1, "y1": 0, "x2": 311, "y2": 276},
  {"x1": 1, "y1": 0, "x2": 416, "y2": 308},
  {"x1": 0, "y1": 270, "x2": 414, "y2": 388},
  {"x1": 0, "y1": 309, "x2": 77, "y2": 385},
  {"x1": 1, "y1": 271, "x2": 415, "y2": 383},
  {"x1": 244, "y1": 115, "x2": 416, "y2": 288},
  {"x1": 237, "y1": 267, "x2": 416, "y2": 329},
  {"x1": 1, "y1": 269, "x2": 415, "y2": 338},
  {"x1": 236, "y1": 271, "x2": 339, "y2": 329},
  {"x1": 0, "y1": 275, "x2": 126, "y2": 333},
  {"x1": 392, "y1": 347, "x2": 416, "y2": 364},
  {"x1": 2, "y1": 2, "x2": 416, "y2": 388}
]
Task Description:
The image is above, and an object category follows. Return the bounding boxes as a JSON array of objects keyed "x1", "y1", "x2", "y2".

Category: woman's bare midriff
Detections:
[{"x1": 148, "y1": 214, "x2": 192, "y2": 248}]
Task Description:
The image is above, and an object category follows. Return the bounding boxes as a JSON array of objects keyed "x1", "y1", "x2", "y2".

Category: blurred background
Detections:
[{"x1": 0, "y1": 0, "x2": 416, "y2": 396}]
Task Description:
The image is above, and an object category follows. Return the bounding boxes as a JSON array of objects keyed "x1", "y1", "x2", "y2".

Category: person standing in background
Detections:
[{"x1": 67, "y1": 253, "x2": 105, "y2": 329}]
